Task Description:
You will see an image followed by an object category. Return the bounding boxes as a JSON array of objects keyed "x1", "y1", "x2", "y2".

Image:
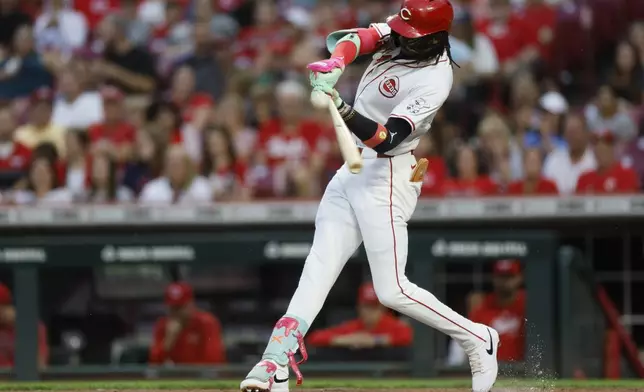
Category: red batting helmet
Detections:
[{"x1": 387, "y1": 0, "x2": 454, "y2": 39}]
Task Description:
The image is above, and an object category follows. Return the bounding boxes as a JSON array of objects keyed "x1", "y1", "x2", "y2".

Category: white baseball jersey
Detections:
[{"x1": 352, "y1": 23, "x2": 453, "y2": 156}]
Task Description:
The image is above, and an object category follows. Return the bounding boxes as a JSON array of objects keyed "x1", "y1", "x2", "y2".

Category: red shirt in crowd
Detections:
[
  {"x1": 175, "y1": 93, "x2": 214, "y2": 125},
  {"x1": 74, "y1": 0, "x2": 121, "y2": 29},
  {"x1": 235, "y1": 24, "x2": 293, "y2": 66},
  {"x1": 507, "y1": 178, "x2": 558, "y2": 195},
  {"x1": 420, "y1": 156, "x2": 447, "y2": 196},
  {"x1": 307, "y1": 313, "x2": 413, "y2": 347},
  {"x1": 0, "y1": 142, "x2": 31, "y2": 171},
  {"x1": 88, "y1": 122, "x2": 136, "y2": 146},
  {"x1": 257, "y1": 119, "x2": 326, "y2": 167},
  {"x1": 469, "y1": 291, "x2": 526, "y2": 362},
  {"x1": 515, "y1": 3, "x2": 557, "y2": 62},
  {"x1": 0, "y1": 323, "x2": 49, "y2": 367},
  {"x1": 149, "y1": 310, "x2": 226, "y2": 365},
  {"x1": 575, "y1": 164, "x2": 639, "y2": 194},
  {"x1": 440, "y1": 177, "x2": 497, "y2": 197},
  {"x1": 475, "y1": 16, "x2": 527, "y2": 63}
]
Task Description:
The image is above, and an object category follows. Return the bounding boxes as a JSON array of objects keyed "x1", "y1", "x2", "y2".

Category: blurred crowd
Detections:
[{"x1": 0, "y1": 0, "x2": 643, "y2": 205}]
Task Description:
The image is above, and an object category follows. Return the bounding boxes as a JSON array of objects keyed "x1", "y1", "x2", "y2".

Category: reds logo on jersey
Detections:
[{"x1": 379, "y1": 76, "x2": 400, "y2": 98}]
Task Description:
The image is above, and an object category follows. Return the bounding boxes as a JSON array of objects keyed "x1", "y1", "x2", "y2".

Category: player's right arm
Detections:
[{"x1": 307, "y1": 24, "x2": 390, "y2": 91}]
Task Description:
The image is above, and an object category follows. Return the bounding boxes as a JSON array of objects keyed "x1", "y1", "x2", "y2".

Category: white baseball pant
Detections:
[{"x1": 284, "y1": 151, "x2": 487, "y2": 346}]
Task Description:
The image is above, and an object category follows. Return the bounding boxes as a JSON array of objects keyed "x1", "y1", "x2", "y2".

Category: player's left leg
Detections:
[
  {"x1": 350, "y1": 154, "x2": 499, "y2": 392},
  {"x1": 241, "y1": 171, "x2": 363, "y2": 392}
]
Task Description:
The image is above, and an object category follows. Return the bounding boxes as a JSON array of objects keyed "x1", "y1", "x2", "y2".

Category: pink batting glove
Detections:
[{"x1": 307, "y1": 57, "x2": 345, "y2": 73}]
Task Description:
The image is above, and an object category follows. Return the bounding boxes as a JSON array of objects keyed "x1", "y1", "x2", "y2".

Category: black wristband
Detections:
[{"x1": 337, "y1": 101, "x2": 356, "y2": 122}]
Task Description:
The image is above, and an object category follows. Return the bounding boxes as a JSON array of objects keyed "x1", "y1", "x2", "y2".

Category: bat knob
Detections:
[{"x1": 349, "y1": 163, "x2": 362, "y2": 174}]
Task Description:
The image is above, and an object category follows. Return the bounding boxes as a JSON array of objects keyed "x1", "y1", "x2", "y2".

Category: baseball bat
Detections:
[{"x1": 313, "y1": 93, "x2": 363, "y2": 174}]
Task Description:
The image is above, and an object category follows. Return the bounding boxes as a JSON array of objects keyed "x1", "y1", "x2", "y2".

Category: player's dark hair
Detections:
[{"x1": 391, "y1": 30, "x2": 458, "y2": 67}]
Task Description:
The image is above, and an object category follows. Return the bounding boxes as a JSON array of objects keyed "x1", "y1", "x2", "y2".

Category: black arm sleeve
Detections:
[{"x1": 343, "y1": 108, "x2": 414, "y2": 153}]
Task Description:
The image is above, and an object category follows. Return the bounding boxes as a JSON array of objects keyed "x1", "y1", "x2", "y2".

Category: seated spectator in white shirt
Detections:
[
  {"x1": 52, "y1": 68, "x2": 104, "y2": 129},
  {"x1": 138, "y1": 145, "x2": 212, "y2": 205},
  {"x1": 34, "y1": 0, "x2": 88, "y2": 58},
  {"x1": 11, "y1": 155, "x2": 72, "y2": 205},
  {"x1": 543, "y1": 112, "x2": 597, "y2": 195}
]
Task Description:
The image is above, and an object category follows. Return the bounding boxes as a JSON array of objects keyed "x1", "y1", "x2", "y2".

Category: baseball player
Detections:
[{"x1": 240, "y1": 1, "x2": 499, "y2": 392}]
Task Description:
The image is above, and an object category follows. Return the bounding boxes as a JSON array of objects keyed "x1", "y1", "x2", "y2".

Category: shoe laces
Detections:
[{"x1": 286, "y1": 332, "x2": 308, "y2": 386}]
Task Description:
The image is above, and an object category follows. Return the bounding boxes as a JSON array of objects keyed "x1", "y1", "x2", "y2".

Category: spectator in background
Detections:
[
  {"x1": 207, "y1": 0, "x2": 240, "y2": 43},
  {"x1": 476, "y1": 113, "x2": 522, "y2": 186},
  {"x1": 622, "y1": 120, "x2": 644, "y2": 189},
  {"x1": 0, "y1": 283, "x2": 48, "y2": 368},
  {"x1": 88, "y1": 86, "x2": 135, "y2": 163},
  {"x1": 576, "y1": 130, "x2": 639, "y2": 194},
  {"x1": 149, "y1": 1, "x2": 193, "y2": 65},
  {"x1": 137, "y1": 0, "x2": 168, "y2": 28},
  {"x1": 0, "y1": 25, "x2": 53, "y2": 99},
  {"x1": 0, "y1": 105, "x2": 31, "y2": 186},
  {"x1": 469, "y1": 260, "x2": 526, "y2": 362},
  {"x1": 214, "y1": 94, "x2": 257, "y2": 162},
  {"x1": 605, "y1": 41, "x2": 643, "y2": 105},
  {"x1": 84, "y1": 153, "x2": 133, "y2": 203},
  {"x1": 73, "y1": 0, "x2": 119, "y2": 30},
  {"x1": 144, "y1": 100, "x2": 184, "y2": 149},
  {"x1": 182, "y1": 21, "x2": 227, "y2": 102},
  {"x1": 441, "y1": 145, "x2": 497, "y2": 197},
  {"x1": 95, "y1": 14, "x2": 156, "y2": 94},
  {"x1": 202, "y1": 128, "x2": 249, "y2": 201},
  {"x1": 62, "y1": 129, "x2": 90, "y2": 200},
  {"x1": 169, "y1": 65, "x2": 213, "y2": 133},
  {"x1": 149, "y1": 282, "x2": 226, "y2": 365},
  {"x1": 507, "y1": 148, "x2": 558, "y2": 195},
  {"x1": 33, "y1": 0, "x2": 88, "y2": 57},
  {"x1": 123, "y1": 129, "x2": 162, "y2": 195},
  {"x1": 543, "y1": 112, "x2": 596, "y2": 195},
  {"x1": 254, "y1": 80, "x2": 325, "y2": 198},
  {"x1": 307, "y1": 282, "x2": 413, "y2": 349},
  {"x1": 51, "y1": 67, "x2": 104, "y2": 129},
  {"x1": 11, "y1": 153, "x2": 72, "y2": 205},
  {"x1": 509, "y1": 71, "x2": 539, "y2": 111},
  {"x1": 475, "y1": 0, "x2": 524, "y2": 75},
  {"x1": 449, "y1": 7, "x2": 499, "y2": 83},
  {"x1": 530, "y1": 91, "x2": 567, "y2": 154},
  {"x1": 0, "y1": 0, "x2": 31, "y2": 52},
  {"x1": 120, "y1": 0, "x2": 152, "y2": 48},
  {"x1": 14, "y1": 87, "x2": 66, "y2": 155},
  {"x1": 584, "y1": 85, "x2": 636, "y2": 145},
  {"x1": 629, "y1": 22, "x2": 644, "y2": 70},
  {"x1": 138, "y1": 144, "x2": 212, "y2": 205},
  {"x1": 416, "y1": 134, "x2": 447, "y2": 197},
  {"x1": 515, "y1": 0, "x2": 556, "y2": 66},
  {"x1": 235, "y1": 0, "x2": 289, "y2": 69}
]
